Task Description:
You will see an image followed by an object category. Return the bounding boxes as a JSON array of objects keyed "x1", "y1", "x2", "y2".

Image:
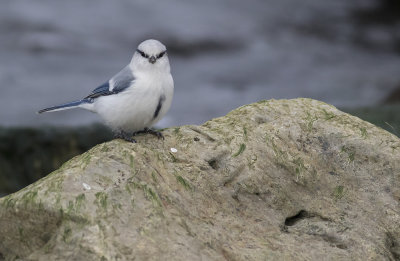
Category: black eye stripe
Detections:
[
  {"x1": 136, "y1": 49, "x2": 149, "y2": 58},
  {"x1": 157, "y1": 51, "x2": 166, "y2": 59},
  {"x1": 137, "y1": 49, "x2": 167, "y2": 60}
]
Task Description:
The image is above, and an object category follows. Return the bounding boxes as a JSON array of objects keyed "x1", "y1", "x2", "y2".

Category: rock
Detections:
[{"x1": 0, "y1": 98, "x2": 400, "y2": 260}]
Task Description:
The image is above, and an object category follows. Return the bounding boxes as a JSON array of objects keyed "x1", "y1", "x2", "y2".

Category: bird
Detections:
[{"x1": 38, "y1": 39, "x2": 174, "y2": 143}]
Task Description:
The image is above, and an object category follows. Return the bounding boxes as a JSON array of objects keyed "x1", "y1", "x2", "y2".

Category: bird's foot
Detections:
[
  {"x1": 135, "y1": 128, "x2": 164, "y2": 139},
  {"x1": 114, "y1": 131, "x2": 137, "y2": 143}
]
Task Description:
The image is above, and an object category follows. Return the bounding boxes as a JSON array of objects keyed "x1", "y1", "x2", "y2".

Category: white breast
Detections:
[{"x1": 93, "y1": 72, "x2": 174, "y2": 132}]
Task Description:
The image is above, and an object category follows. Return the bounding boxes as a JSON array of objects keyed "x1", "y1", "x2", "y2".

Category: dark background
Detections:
[{"x1": 1, "y1": 0, "x2": 400, "y2": 196}]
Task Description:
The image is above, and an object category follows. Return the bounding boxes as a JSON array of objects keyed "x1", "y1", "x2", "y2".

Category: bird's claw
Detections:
[
  {"x1": 135, "y1": 128, "x2": 164, "y2": 139},
  {"x1": 114, "y1": 131, "x2": 137, "y2": 143},
  {"x1": 114, "y1": 128, "x2": 164, "y2": 143},
  {"x1": 147, "y1": 129, "x2": 164, "y2": 139}
]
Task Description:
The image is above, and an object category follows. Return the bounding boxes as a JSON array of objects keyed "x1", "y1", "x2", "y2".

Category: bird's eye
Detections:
[
  {"x1": 157, "y1": 51, "x2": 166, "y2": 59},
  {"x1": 137, "y1": 49, "x2": 149, "y2": 58}
]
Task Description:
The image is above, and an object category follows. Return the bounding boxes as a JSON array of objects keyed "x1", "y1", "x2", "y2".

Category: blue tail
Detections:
[{"x1": 38, "y1": 100, "x2": 87, "y2": 114}]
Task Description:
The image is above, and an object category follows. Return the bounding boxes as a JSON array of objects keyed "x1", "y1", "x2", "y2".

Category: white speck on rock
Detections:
[
  {"x1": 82, "y1": 183, "x2": 91, "y2": 190},
  {"x1": 170, "y1": 148, "x2": 178, "y2": 153}
]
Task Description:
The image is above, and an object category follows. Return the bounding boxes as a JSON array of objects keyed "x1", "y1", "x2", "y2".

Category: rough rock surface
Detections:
[{"x1": 1, "y1": 98, "x2": 400, "y2": 261}]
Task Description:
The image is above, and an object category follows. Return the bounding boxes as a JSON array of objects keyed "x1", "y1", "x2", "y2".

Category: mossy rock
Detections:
[{"x1": 1, "y1": 99, "x2": 400, "y2": 260}]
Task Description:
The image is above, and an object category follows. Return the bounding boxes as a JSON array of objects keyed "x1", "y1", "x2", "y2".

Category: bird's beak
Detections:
[{"x1": 149, "y1": 56, "x2": 156, "y2": 64}]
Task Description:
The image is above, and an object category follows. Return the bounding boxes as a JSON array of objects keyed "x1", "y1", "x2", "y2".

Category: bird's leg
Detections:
[
  {"x1": 145, "y1": 128, "x2": 165, "y2": 139},
  {"x1": 134, "y1": 127, "x2": 164, "y2": 139},
  {"x1": 114, "y1": 130, "x2": 137, "y2": 143}
]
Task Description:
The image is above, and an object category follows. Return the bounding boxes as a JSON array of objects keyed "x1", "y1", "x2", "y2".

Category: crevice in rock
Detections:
[
  {"x1": 386, "y1": 232, "x2": 400, "y2": 260},
  {"x1": 208, "y1": 159, "x2": 218, "y2": 170},
  {"x1": 284, "y1": 210, "x2": 310, "y2": 226},
  {"x1": 205, "y1": 150, "x2": 230, "y2": 171},
  {"x1": 282, "y1": 210, "x2": 349, "y2": 250}
]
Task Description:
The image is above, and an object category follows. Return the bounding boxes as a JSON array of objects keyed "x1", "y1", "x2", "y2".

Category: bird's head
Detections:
[{"x1": 131, "y1": 39, "x2": 170, "y2": 73}]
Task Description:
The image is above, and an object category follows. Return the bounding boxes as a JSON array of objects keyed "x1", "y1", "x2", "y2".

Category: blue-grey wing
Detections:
[
  {"x1": 110, "y1": 65, "x2": 135, "y2": 93},
  {"x1": 84, "y1": 65, "x2": 135, "y2": 100},
  {"x1": 84, "y1": 82, "x2": 111, "y2": 100}
]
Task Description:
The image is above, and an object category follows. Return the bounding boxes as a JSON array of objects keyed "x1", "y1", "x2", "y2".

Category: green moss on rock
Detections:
[{"x1": 1, "y1": 99, "x2": 400, "y2": 261}]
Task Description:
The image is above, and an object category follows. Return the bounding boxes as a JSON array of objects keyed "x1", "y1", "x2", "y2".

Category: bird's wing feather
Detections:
[
  {"x1": 84, "y1": 82, "x2": 111, "y2": 99},
  {"x1": 110, "y1": 65, "x2": 135, "y2": 92},
  {"x1": 84, "y1": 65, "x2": 135, "y2": 100}
]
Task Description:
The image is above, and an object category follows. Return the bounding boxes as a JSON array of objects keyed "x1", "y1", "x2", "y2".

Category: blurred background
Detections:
[{"x1": 1, "y1": 0, "x2": 400, "y2": 196}]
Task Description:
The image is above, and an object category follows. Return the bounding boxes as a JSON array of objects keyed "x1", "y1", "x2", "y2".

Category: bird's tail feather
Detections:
[{"x1": 37, "y1": 100, "x2": 87, "y2": 114}]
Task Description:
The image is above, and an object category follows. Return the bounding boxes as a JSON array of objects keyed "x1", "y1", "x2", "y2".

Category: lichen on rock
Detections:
[{"x1": 1, "y1": 98, "x2": 400, "y2": 260}]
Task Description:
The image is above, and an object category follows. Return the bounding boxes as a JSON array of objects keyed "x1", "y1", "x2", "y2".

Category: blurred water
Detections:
[{"x1": 0, "y1": 0, "x2": 399, "y2": 128}]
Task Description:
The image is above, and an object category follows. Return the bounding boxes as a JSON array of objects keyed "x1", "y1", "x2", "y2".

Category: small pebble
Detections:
[
  {"x1": 170, "y1": 148, "x2": 178, "y2": 153},
  {"x1": 82, "y1": 183, "x2": 91, "y2": 190}
]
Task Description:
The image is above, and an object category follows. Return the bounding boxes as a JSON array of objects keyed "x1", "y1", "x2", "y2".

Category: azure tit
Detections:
[{"x1": 38, "y1": 39, "x2": 174, "y2": 143}]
